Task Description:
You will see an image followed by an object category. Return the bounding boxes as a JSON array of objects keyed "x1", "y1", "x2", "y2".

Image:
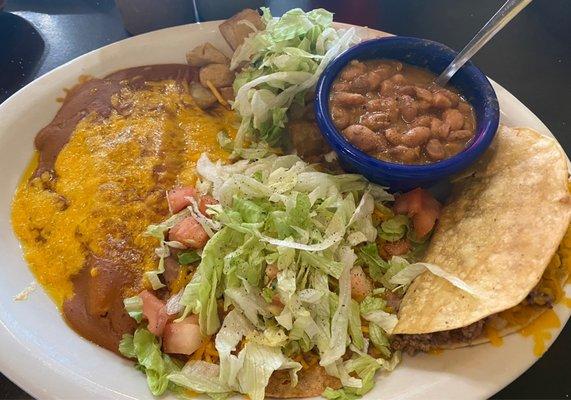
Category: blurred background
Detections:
[{"x1": 0, "y1": 0, "x2": 570, "y2": 398}]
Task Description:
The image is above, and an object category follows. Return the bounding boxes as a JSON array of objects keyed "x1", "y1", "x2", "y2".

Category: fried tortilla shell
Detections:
[
  {"x1": 394, "y1": 126, "x2": 571, "y2": 335},
  {"x1": 438, "y1": 239, "x2": 571, "y2": 349},
  {"x1": 266, "y1": 364, "x2": 341, "y2": 398}
]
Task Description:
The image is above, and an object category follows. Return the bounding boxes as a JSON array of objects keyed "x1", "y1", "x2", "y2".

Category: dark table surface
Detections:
[{"x1": 0, "y1": 0, "x2": 570, "y2": 399}]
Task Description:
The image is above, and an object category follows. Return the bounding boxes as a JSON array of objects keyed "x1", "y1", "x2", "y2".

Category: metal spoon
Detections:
[{"x1": 435, "y1": 0, "x2": 533, "y2": 87}]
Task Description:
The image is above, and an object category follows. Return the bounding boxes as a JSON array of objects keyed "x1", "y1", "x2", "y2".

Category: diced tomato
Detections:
[
  {"x1": 167, "y1": 187, "x2": 198, "y2": 214},
  {"x1": 185, "y1": 314, "x2": 199, "y2": 325},
  {"x1": 265, "y1": 263, "x2": 279, "y2": 281},
  {"x1": 168, "y1": 216, "x2": 209, "y2": 249},
  {"x1": 383, "y1": 239, "x2": 411, "y2": 256},
  {"x1": 162, "y1": 316, "x2": 203, "y2": 355},
  {"x1": 350, "y1": 266, "x2": 373, "y2": 302},
  {"x1": 140, "y1": 290, "x2": 170, "y2": 337},
  {"x1": 393, "y1": 188, "x2": 423, "y2": 215},
  {"x1": 393, "y1": 188, "x2": 441, "y2": 238},
  {"x1": 412, "y1": 205, "x2": 440, "y2": 237},
  {"x1": 268, "y1": 293, "x2": 285, "y2": 316},
  {"x1": 198, "y1": 195, "x2": 218, "y2": 217}
]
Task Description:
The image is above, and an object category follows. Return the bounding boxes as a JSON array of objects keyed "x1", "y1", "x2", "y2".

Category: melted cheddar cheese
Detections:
[
  {"x1": 487, "y1": 223, "x2": 571, "y2": 355},
  {"x1": 520, "y1": 309, "x2": 561, "y2": 356},
  {"x1": 11, "y1": 80, "x2": 237, "y2": 306}
]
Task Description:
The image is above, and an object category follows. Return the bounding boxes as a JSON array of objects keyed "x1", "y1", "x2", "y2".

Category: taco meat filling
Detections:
[{"x1": 391, "y1": 276, "x2": 557, "y2": 355}]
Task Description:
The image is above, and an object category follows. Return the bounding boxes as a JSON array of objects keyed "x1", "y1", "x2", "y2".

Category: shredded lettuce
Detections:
[
  {"x1": 362, "y1": 310, "x2": 399, "y2": 335},
  {"x1": 213, "y1": 310, "x2": 301, "y2": 400},
  {"x1": 324, "y1": 351, "x2": 401, "y2": 399},
  {"x1": 168, "y1": 361, "x2": 232, "y2": 399},
  {"x1": 323, "y1": 387, "x2": 360, "y2": 400},
  {"x1": 178, "y1": 250, "x2": 201, "y2": 265},
  {"x1": 237, "y1": 342, "x2": 302, "y2": 400},
  {"x1": 125, "y1": 7, "x2": 465, "y2": 399},
  {"x1": 356, "y1": 242, "x2": 388, "y2": 282},
  {"x1": 144, "y1": 209, "x2": 191, "y2": 289},
  {"x1": 348, "y1": 300, "x2": 365, "y2": 352},
  {"x1": 387, "y1": 258, "x2": 480, "y2": 296},
  {"x1": 142, "y1": 150, "x2": 434, "y2": 399},
  {"x1": 230, "y1": 8, "x2": 360, "y2": 151},
  {"x1": 378, "y1": 215, "x2": 409, "y2": 242},
  {"x1": 169, "y1": 154, "x2": 396, "y2": 397},
  {"x1": 359, "y1": 295, "x2": 386, "y2": 316},
  {"x1": 368, "y1": 322, "x2": 391, "y2": 357},
  {"x1": 119, "y1": 328, "x2": 181, "y2": 396},
  {"x1": 123, "y1": 294, "x2": 143, "y2": 323},
  {"x1": 319, "y1": 247, "x2": 354, "y2": 366}
]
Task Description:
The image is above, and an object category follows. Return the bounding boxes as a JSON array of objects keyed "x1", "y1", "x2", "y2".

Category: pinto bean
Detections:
[
  {"x1": 340, "y1": 60, "x2": 367, "y2": 81},
  {"x1": 432, "y1": 92, "x2": 452, "y2": 109},
  {"x1": 350, "y1": 74, "x2": 370, "y2": 93},
  {"x1": 343, "y1": 124, "x2": 380, "y2": 152},
  {"x1": 425, "y1": 138, "x2": 446, "y2": 161},
  {"x1": 413, "y1": 115, "x2": 433, "y2": 128},
  {"x1": 331, "y1": 105, "x2": 352, "y2": 130},
  {"x1": 401, "y1": 126, "x2": 431, "y2": 147},
  {"x1": 457, "y1": 102, "x2": 472, "y2": 114},
  {"x1": 444, "y1": 142, "x2": 465, "y2": 157},
  {"x1": 366, "y1": 98, "x2": 399, "y2": 122},
  {"x1": 448, "y1": 129, "x2": 474, "y2": 141},
  {"x1": 366, "y1": 69, "x2": 386, "y2": 90},
  {"x1": 380, "y1": 80, "x2": 395, "y2": 95},
  {"x1": 414, "y1": 87, "x2": 433, "y2": 102},
  {"x1": 384, "y1": 128, "x2": 401, "y2": 145},
  {"x1": 365, "y1": 99, "x2": 384, "y2": 112},
  {"x1": 371, "y1": 65, "x2": 395, "y2": 82},
  {"x1": 443, "y1": 109, "x2": 465, "y2": 130},
  {"x1": 389, "y1": 145, "x2": 420, "y2": 163},
  {"x1": 360, "y1": 112, "x2": 390, "y2": 131},
  {"x1": 398, "y1": 85, "x2": 416, "y2": 96},
  {"x1": 332, "y1": 92, "x2": 367, "y2": 107},
  {"x1": 417, "y1": 100, "x2": 432, "y2": 112},
  {"x1": 430, "y1": 119, "x2": 451, "y2": 139},
  {"x1": 376, "y1": 133, "x2": 391, "y2": 151},
  {"x1": 441, "y1": 89, "x2": 460, "y2": 107},
  {"x1": 399, "y1": 95, "x2": 418, "y2": 122},
  {"x1": 332, "y1": 81, "x2": 351, "y2": 92},
  {"x1": 463, "y1": 118, "x2": 475, "y2": 131},
  {"x1": 391, "y1": 73, "x2": 406, "y2": 85}
]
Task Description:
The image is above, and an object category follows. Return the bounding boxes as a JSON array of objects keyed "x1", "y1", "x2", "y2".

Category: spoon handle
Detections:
[{"x1": 435, "y1": 0, "x2": 533, "y2": 86}]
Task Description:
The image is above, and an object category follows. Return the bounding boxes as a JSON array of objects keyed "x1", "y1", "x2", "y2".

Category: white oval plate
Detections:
[{"x1": 0, "y1": 20, "x2": 568, "y2": 400}]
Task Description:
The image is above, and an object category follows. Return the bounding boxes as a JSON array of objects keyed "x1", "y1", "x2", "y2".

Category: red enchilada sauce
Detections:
[{"x1": 329, "y1": 60, "x2": 476, "y2": 164}]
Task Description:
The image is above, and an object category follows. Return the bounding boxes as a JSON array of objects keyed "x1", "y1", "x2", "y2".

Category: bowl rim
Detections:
[{"x1": 314, "y1": 35, "x2": 500, "y2": 176}]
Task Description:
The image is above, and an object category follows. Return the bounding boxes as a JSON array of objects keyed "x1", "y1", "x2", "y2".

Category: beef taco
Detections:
[{"x1": 392, "y1": 126, "x2": 571, "y2": 354}]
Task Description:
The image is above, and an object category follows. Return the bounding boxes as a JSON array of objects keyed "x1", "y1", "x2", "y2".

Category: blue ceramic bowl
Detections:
[{"x1": 314, "y1": 36, "x2": 499, "y2": 191}]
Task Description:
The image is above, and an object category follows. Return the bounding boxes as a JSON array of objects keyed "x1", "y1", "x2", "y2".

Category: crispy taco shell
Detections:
[
  {"x1": 438, "y1": 241, "x2": 571, "y2": 349},
  {"x1": 394, "y1": 126, "x2": 571, "y2": 336},
  {"x1": 266, "y1": 364, "x2": 341, "y2": 398}
]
